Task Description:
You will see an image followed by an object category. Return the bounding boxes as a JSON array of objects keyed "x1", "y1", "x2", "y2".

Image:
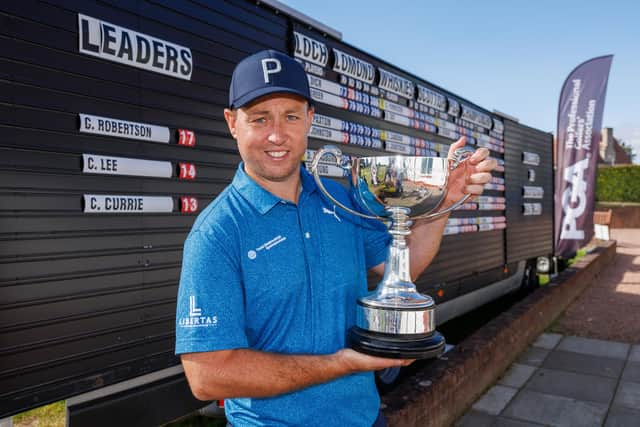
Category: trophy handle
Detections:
[
  {"x1": 310, "y1": 146, "x2": 382, "y2": 221},
  {"x1": 414, "y1": 148, "x2": 473, "y2": 221}
]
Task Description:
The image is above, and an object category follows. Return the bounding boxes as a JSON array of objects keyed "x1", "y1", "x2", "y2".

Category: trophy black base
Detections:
[{"x1": 347, "y1": 326, "x2": 446, "y2": 359}]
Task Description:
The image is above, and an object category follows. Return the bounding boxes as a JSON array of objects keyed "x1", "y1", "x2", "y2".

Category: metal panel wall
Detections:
[{"x1": 503, "y1": 119, "x2": 554, "y2": 262}]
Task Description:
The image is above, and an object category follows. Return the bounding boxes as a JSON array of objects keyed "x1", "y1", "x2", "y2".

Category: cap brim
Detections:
[{"x1": 231, "y1": 86, "x2": 312, "y2": 109}]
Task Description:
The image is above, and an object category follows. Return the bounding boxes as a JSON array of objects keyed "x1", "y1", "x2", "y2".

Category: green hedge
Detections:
[{"x1": 596, "y1": 165, "x2": 640, "y2": 202}]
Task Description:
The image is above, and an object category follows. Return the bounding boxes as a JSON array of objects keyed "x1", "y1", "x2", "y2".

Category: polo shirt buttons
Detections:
[{"x1": 305, "y1": 232, "x2": 311, "y2": 239}]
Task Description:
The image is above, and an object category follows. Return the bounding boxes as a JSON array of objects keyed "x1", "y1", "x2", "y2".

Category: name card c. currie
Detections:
[
  {"x1": 79, "y1": 113, "x2": 170, "y2": 143},
  {"x1": 84, "y1": 195, "x2": 174, "y2": 213},
  {"x1": 82, "y1": 154, "x2": 172, "y2": 178}
]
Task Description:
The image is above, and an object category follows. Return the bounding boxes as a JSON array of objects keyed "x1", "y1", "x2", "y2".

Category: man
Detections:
[{"x1": 176, "y1": 49, "x2": 496, "y2": 426}]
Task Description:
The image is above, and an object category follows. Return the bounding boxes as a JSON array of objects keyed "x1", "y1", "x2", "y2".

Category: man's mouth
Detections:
[{"x1": 266, "y1": 151, "x2": 287, "y2": 159}]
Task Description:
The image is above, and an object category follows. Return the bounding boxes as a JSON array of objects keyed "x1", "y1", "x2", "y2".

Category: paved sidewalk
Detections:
[
  {"x1": 456, "y1": 229, "x2": 640, "y2": 427},
  {"x1": 553, "y1": 229, "x2": 640, "y2": 343},
  {"x1": 456, "y1": 333, "x2": 640, "y2": 427}
]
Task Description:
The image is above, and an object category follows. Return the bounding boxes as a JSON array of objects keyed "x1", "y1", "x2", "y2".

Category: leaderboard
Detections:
[
  {"x1": 74, "y1": 14, "x2": 200, "y2": 216},
  {"x1": 78, "y1": 113, "x2": 199, "y2": 215},
  {"x1": 72, "y1": 13, "x2": 202, "y2": 216},
  {"x1": 78, "y1": 113, "x2": 198, "y2": 214},
  {"x1": 294, "y1": 29, "x2": 508, "y2": 236}
]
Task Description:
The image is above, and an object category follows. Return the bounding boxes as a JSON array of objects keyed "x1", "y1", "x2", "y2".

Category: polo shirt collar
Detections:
[
  {"x1": 299, "y1": 164, "x2": 318, "y2": 196},
  {"x1": 231, "y1": 162, "x2": 318, "y2": 215}
]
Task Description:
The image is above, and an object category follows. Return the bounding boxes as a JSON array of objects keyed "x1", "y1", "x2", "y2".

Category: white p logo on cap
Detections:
[{"x1": 261, "y1": 58, "x2": 282, "y2": 83}]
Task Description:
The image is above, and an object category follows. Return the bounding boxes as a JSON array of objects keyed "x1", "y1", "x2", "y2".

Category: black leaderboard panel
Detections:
[
  {"x1": 0, "y1": 0, "x2": 550, "y2": 417},
  {"x1": 503, "y1": 120, "x2": 554, "y2": 263}
]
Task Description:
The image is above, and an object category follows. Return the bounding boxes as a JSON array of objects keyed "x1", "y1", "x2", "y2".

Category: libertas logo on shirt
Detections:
[{"x1": 178, "y1": 295, "x2": 218, "y2": 328}]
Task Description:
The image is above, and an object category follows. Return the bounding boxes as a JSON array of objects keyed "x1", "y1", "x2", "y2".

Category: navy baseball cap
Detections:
[{"x1": 228, "y1": 49, "x2": 312, "y2": 109}]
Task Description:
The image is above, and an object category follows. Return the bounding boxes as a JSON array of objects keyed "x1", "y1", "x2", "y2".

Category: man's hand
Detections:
[
  {"x1": 336, "y1": 348, "x2": 414, "y2": 372},
  {"x1": 182, "y1": 347, "x2": 414, "y2": 401},
  {"x1": 444, "y1": 136, "x2": 497, "y2": 207}
]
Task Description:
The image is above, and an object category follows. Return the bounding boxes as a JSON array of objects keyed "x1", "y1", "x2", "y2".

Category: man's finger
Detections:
[
  {"x1": 469, "y1": 147, "x2": 490, "y2": 164},
  {"x1": 474, "y1": 158, "x2": 498, "y2": 172},
  {"x1": 448, "y1": 136, "x2": 467, "y2": 154},
  {"x1": 465, "y1": 184, "x2": 486, "y2": 195},
  {"x1": 468, "y1": 172, "x2": 492, "y2": 185}
]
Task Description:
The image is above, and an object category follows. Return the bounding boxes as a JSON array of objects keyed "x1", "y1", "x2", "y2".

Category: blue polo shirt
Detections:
[{"x1": 175, "y1": 163, "x2": 390, "y2": 427}]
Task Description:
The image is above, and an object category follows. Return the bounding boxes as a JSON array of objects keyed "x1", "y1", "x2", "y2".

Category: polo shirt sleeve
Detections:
[
  {"x1": 175, "y1": 228, "x2": 249, "y2": 355},
  {"x1": 360, "y1": 217, "x2": 390, "y2": 270}
]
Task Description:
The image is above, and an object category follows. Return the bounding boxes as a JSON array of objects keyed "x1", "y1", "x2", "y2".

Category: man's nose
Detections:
[{"x1": 267, "y1": 118, "x2": 286, "y2": 145}]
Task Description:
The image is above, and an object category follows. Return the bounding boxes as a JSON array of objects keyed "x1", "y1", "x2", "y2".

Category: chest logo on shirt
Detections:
[
  {"x1": 178, "y1": 295, "x2": 218, "y2": 328},
  {"x1": 247, "y1": 234, "x2": 287, "y2": 260},
  {"x1": 322, "y1": 205, "x2": 341, "y2": 222}
]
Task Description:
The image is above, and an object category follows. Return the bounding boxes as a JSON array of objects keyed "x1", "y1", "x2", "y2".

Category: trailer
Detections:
[{"x1": 0, "y1": 1, "x2": 553, "y2": 425}]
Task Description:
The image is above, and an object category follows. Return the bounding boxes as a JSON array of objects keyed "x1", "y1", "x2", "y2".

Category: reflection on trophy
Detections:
[{"x1": 310, "y1": 146, "x2": 471, "y2": 359}]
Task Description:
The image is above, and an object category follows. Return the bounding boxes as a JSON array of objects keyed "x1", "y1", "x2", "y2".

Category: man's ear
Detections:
[
  {"x1": 305, "y1": 104, "x2": 315, "y2": 133},
  {"x1": 223, "y1": 108, "x2": 237, "y2": 139}
]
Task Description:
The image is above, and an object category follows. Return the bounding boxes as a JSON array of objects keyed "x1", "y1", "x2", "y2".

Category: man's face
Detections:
[{"x1": 224, "y1": 93, "x2": 314, "y2": 190}]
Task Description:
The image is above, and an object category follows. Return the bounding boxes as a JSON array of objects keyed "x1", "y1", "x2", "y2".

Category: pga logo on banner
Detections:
[{"x1": 554, "y1": 55, "x2": 613, "y2": 257}]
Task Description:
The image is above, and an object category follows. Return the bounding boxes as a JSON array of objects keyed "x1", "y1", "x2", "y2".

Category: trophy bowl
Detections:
[{"x1": 310, "y1": 146, "x2": 471, "y2": 359}]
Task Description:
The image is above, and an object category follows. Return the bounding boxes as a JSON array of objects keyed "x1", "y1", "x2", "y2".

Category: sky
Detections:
[{"x1": 281, "y1": 0, "x2": 640, "y2": 162}]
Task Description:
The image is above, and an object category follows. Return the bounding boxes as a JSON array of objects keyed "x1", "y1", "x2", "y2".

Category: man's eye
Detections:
[
  {"x1": 287, "y1": 115, "x2": 300, "y2": 121},
  {"x1": 252, "y1": 117, "x2": 266, "y2": 124}
]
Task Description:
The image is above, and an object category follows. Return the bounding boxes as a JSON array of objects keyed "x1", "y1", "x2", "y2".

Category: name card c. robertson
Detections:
[
  {"x1": 79, "y1": 113, "x2": 170, "y2": 143},
  {"x1": 83, "y1": 194, "x2": 174, "y2": 213}
]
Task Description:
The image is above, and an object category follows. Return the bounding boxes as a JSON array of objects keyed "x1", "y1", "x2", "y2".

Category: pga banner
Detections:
[{"x1": 555, "y1": 55, "x2": 613, "y2": 257}]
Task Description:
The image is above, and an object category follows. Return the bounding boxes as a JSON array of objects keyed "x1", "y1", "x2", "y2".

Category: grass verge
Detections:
[{"x1": 13, "y1": 401, "x2": 65, "y2": 427}]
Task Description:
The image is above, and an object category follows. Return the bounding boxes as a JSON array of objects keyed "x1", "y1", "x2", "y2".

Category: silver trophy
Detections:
[{"x1": 310, "y1": 146, "x2": 471, "y2": 359}]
